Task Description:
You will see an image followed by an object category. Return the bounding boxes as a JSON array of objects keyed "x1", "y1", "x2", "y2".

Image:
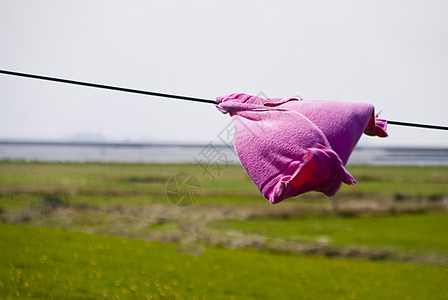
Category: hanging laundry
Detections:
[
  {"x1": 216, "y1": 93, "x2": 387, "y2": 204},
  {"x1": 1, "y1": 69, "x2": 447, "y2": 204}
]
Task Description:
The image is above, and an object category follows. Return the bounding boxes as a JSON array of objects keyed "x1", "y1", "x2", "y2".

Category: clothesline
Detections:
[
  {"x1": 0, "y1": 69, "x2": 216, "y2": 105},
  {"x1": 1, "y1": 69, "x2": 447, "y2": 131}
]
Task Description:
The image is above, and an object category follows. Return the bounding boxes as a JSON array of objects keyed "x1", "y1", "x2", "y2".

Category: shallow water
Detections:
[{"x1": 0, "y1": 141, "x2": 447, "y2": 166}]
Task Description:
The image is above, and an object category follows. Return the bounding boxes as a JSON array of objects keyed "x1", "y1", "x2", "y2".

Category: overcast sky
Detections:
[{"x1": 1, "y1": 0, "x2": 447, "y2": 147}]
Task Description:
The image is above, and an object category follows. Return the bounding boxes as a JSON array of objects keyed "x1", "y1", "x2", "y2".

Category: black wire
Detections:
[
  {"x1": 1, "y1": 69, "x2": 448, "y2": 131},
  {"x1": 387, "y1": 120, "x2": 448, "y2": 131},
  {"x1": 0, "y1": 69, "x2": 216, "y2": 105}
]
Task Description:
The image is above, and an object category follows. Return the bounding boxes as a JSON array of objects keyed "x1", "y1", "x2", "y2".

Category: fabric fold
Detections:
[
  {"x1": 364, "y1": 112, "x2": 388, "y2": 137},
  {"x1": 216, "y1": 93, "x2": 388, "y2": 204},
  {"x1": 269, "y1": 144, "x2": 356, "y2": 204},
  {"x1": 216, "y1": 93, "x2": 300, "y2": 114}
]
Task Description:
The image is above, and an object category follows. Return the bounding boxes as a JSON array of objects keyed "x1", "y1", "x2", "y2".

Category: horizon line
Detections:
[{"x1": 1, "y1": 139, "x2": 448, "y2": 150}]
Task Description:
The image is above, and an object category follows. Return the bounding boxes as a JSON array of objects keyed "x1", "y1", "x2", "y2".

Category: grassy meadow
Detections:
[{"x1": 0, "y1": 161, "x2": 448, "y2": 299}]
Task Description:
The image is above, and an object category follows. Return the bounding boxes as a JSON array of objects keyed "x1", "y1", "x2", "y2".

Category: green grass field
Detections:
[
  {"x1": 1, "y1": 162, "x2": 448, "y2": 299},
  {"x1": 1, "y1": 223, "x2": 447, "y2": 300},
  {"x1": 210, "y1": 212, "x2": 448, "y2": 255}
]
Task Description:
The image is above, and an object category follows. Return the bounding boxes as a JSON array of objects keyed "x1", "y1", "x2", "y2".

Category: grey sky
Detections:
[{"x1": 1, "y1": 0, "x2": 447, "y2": 146}]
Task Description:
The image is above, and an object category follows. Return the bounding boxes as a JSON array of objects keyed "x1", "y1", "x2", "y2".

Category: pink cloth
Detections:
[{"x1": 216, "y1": 93, "x2": 387, "y2": 204}]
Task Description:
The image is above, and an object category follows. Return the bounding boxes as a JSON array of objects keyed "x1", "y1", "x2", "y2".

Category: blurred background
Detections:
[
  {"x1": 1, "y1": 1, "x2": 448, "y2": 299},
  {"x1": 1, "y1": 0, "x2": 447, "y2": 147}
]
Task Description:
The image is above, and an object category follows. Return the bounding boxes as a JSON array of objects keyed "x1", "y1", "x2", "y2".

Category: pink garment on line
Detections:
[{"x1": 216, "y1": 93, "x2": 387, "y2": 204}]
